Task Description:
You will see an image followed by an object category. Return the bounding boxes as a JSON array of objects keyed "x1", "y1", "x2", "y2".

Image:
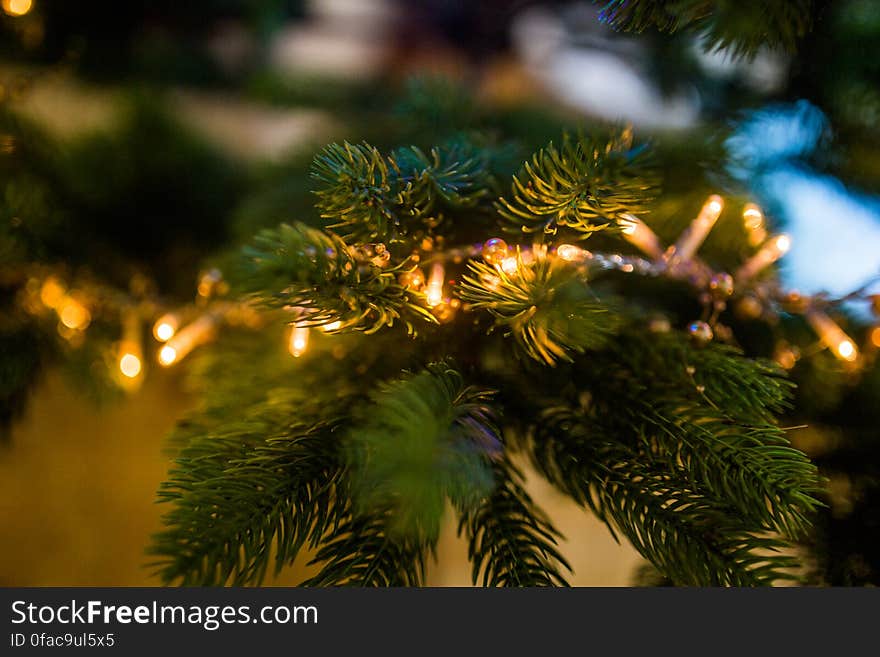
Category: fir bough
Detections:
[{"x1": 152, "y1": 127, "x2": 823, "y2": 588}]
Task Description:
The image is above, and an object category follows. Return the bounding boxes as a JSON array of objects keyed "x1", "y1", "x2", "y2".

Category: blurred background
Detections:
[{"x1": 2, "y1": 0, "x2": 879, "y2": 585}]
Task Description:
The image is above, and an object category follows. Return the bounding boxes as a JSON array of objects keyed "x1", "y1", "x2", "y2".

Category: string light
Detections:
[
  {"x1": 158, "y1": 313, "x2": 219, "y2": 366},
  {"x1": 426, "y1": 263, "x2": 445, "y2": 307},
  {"x1": 556, "y1": 244, "x2": 590, "y2": 262},
  {"x1": 668, "y1": 195, "x2": 723, "y2": 262},
  {"x1": 288, "y1": 325, "x2": 310, "y2": 357},
  {"x1": 742, "y1": 203, "x2": 767, "y2": 247},
  {"x1": 40, "y1": 277, "x2": 66, "y2": 309},
  {"x1": 159, "y1": 345, "x2": 177, "y2": 366},
  {"x1": 736, "y1": 234, "x2": 791, "y2": 283},
  {"x1": 152, "y1": 313, "x2": 179, "y2": 342},
  {"x1": 500, "y1": 256, "x2": 518, "y2": 274},
  {"x1": 2, "y1": 0, "x2": 32, "y2": 17},
  {"x1": 118, "y1": 309, "x2": 143, "y2": 385},
  {"x1": 806, "y1": 310, "x2": 859, "y2": 363},
  {"x1": 618, "y1": 214, "x2": 664, "y2": 260},
  {"x1": 871, "y1": 327, "x2": 880, "y2": 349},
  {"x1": 197, "y1": 268, "x2": 224, "y2": 299},
  {"x1": 58, "y1": 295, "x2": 91, "y2": 331}
]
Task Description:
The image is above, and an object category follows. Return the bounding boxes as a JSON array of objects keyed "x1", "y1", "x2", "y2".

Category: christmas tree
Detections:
[{"x1": 3, "y1": 0, "x2": 879, "y2": 586}]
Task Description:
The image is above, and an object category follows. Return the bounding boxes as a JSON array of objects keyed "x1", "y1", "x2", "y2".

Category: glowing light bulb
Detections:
[
  {"x1": 40, "y1": 277, "x2": 66, "y2": 309},
  {"x1": 119, "y1": 353, "x2": 142, "y2": 378},
  {"x1": 556, "y1": 244, "x2": 586, "y2": 262},
  {"x1": 289, "y1": 326, "x2": 309, "y2": 357},
  {"x1": 806, "y1": 310, "x2": 859, "y2": 363},
  {"x1": 871, "y1": 327, "x2": 880, "y2": 349},
  {"x1": 159, "y1": 345, "x2": 177, "y2": 366},
  {"x1": 837, "y1": 340, "x2": 857, "y2": 362},
  {"x1": 426, "y1": 263, "x2": 445, "y2": 307},
  {"x1": 323, "y1": 321, "x2": 342, "y2": 332},
  {"x1": 669, "y1": 195, "x2": 723, "y2": 262},
  {"x1": 3, "y1": 0, "x2": 33, "y2": 17},
  {"x1": 618, "y1": 214, "x2": 664, "y2": 259},
  {"x1": 157, "y1": 314, "x2": 218, "y2": 366},
  {"x1": 500, "y1": 256, "x2": 518, "y2": 274},
  {"x1": 58, "y1": 298, "x2": 91, "y2": 330},
  {"x1": 742, "y1": 204, "x2": 763, "y2": 229},
  {"x1": 736, "y1": 233, "x2": 792, "y2": 283},
  {"x1": 153, "y1": 314, "x2": 179, "y2": 342},
  {"x1": 774, "y1": 234, "x2": 791, "y2": 254}
]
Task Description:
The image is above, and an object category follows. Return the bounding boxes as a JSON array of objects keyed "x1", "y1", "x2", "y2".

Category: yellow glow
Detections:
[
  {"x1": 3, "y1": 0, "x2": 33, "y2": 17},
  {"x1": 500, "y1": 256, "x2": 518, "y2": 274},
  {"x1": 119, "y1": 353, "x2": 142, "y2": 378},
  {"x1": 40, "y1": 277, "x2": 66, "y2": 309},
  {"x1": 557, "y1": 244, "x2": 579, "y2": 260},
  {"x1": 742, "y1": 203, "x2": 764, "y2": 230},
  {"x1": 426, "y1": 285, "x2": 443, "y2": 307},
  {"x1": 806, "y1": 310, "x2": 859, "y2": 363},
  {"x1": 706, "y1": 196, "x2": 723, "y2": 217},
  {"x1": 323, "y1": 321, "x2": 342, "y2": 332},
  {"x1": 618, "y1": 216, "x2": 638, "y2": 235},
  {"x1": 556, "y1": 244, "x2": 584, "y2": 261},
  {"x1": 774, "y1": 234, "x2": 792, "y2": 255},
  {"x1": 620, "y1": 213, "x2": 664, "y2": 259},
  {"x1": 736, "y1": 233, "x2": 792, "y2": 282},
  {"x1": 59, "y1": 299, "x2": 90, "y2": 330},
  {"x1": 155, "y1": 322, "x2": 174, "y2": 341},
  {"x1": 837, "y1": 340, "x2": 857, "y2": 362},
  {"x1": 871, "y1": 327, "x2": 880, "y2": 348},
  {"x1": 426, "y1": 263, "x2": 445, "y2": 307},
  {"x1": 153, "y1": 314, "x2": 178, "y2": 342},
  {"x1": 159, "y1": 345, "x2": 177, "y2": 366},
  {"x1": 289, "y1": 326, "x2": 309, "y2": 357}
]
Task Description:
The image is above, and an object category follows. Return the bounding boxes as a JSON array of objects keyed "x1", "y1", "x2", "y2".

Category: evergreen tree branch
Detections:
[
  {"x1": 237, "y1": 222, "x2": 434, "y2": 333},
  {"x1": 596, "y1": 0, "x2": 813, "y2": 57},
  {"x1": 457, "y1": 458, "x2": 572, "y2": 587},
  {"x1": 346, "y1": 363, "x2": 501, "y2": 542},
  {"x1": 459, "y1": 250, "x2": 621, "y2": 364},
  {"x1": 150, "y1": 410, "x2": 344, "y2": 586},
  {"x1": 312, "y1": 138, "x2": 497, "y2": 243},
  {"x1": 301, "y1": 503, "x2": 434, "y2": 586},
  {"x1": 496, "y1": 129, "x2": 655, "y2": 235},
  {"x1": 583, "y1": 332, "x2": 823, "y2": 538},
  {"x1": 531, "y1": 407, "x2": 804, "y2": 585}
]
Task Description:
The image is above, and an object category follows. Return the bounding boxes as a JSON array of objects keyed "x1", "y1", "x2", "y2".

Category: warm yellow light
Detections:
[
  {"x1": 159, "y1": 345, "x2": 177, "y2": 366},
  {"x1": 619, "y1": 214, "x2": 664, "y2": 259},
  {"x1": 556, "y1": 244, "x2": 584, "y2": 261},
  {"x1": 289, "y1": 326, "x2": 309, "y2": 357},
  {"x1": 119, "y1": 353, "x2": 142, "y2": 378},
  {"x1": 500, "y1": 256, "x2": 518, "y2": 274},
  {"x1": 153, "y1": 314, "x2": 179, "y2": 342},
  {"x1": 619, "y1": 216, "x2": 637, "y2": 235},
  {"x1": 806, "y1": 310, "x2": 859, "y2": 363},
  {"x1": 40, "y1": 277, "x2": 66, "y2": 309},
  {"x1": 155, "y1": 322, "x2": 174, "y2": 341},
  {"x1": 774, "y1": 234, "x2": 791, "y2": 255},
  {"x1": 323, "y1": 321, "x2": 342, "y2": 332},
  {"x1": 426, "y1": 286, "x2": 443, "y2": 307},
  {"x1": 426, "y1": 263, "x2": 445, "y2": 307},
  {"x1": 742, "y1": 203, "x2": 764, "y2": 230},
  {"x1": 736, "y1": 233, "x2": 792, "y2": 282},
  {"x1": 837, "y1": 340, "x2": 857, "y2": 362},
  {"x1": 3, "y1": 0, "x2": 33, "y2": 17},
  {"x1": 707, "y1": 196, "x2": 723, "y2": 216},
  {"x1": 59, "y1": 299, "x2": 90, "y2": 330},
  {"x1": 871, "y1": 327, "x2": 880, "y2": 348}
]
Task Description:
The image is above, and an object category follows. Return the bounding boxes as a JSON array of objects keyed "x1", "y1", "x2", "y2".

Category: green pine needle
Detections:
[
  {"x1": 459, "y1": 249, "x2": 621, "y2": 364},
  {"x1": 496, "y1": 129, "x2": 656, "y2": 235}
]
